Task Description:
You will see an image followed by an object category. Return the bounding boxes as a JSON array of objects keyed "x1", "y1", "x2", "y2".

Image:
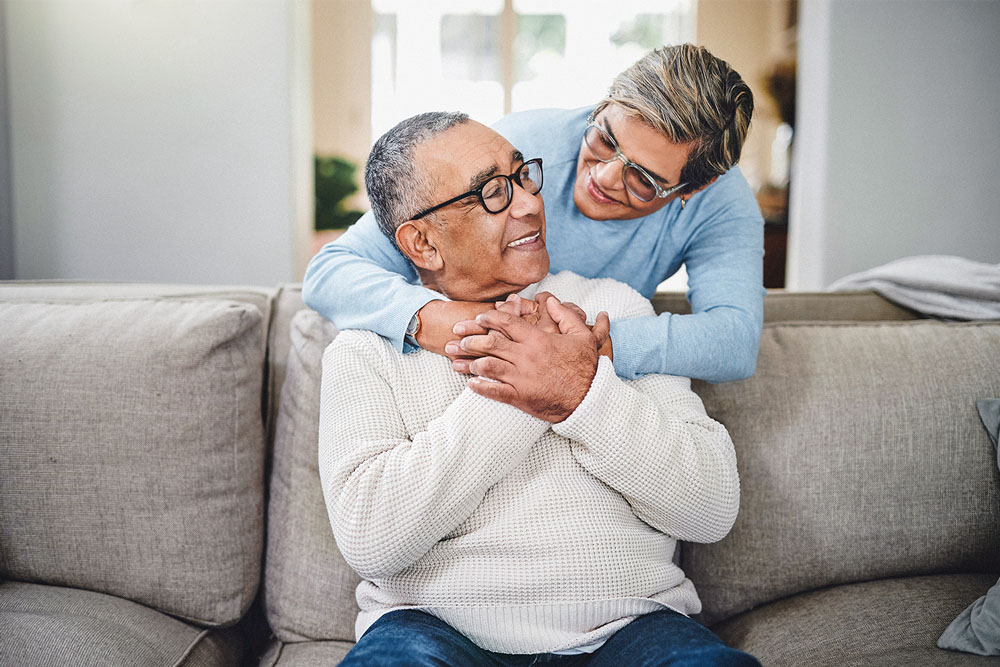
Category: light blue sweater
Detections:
[{"x1": 303, "y1": 106, "x2": 764, "y2": 382}]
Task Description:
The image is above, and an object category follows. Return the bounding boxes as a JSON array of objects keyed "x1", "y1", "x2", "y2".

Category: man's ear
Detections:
[{"x1": 395, "y1": 220, "x2": 443, "y2": 271}]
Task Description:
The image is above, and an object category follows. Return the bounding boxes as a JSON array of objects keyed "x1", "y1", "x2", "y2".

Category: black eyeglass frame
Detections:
[
  {"x1": 411, "y1": 158, "x2": 544, "y2": 220},
  {"x1": 583, "y1": 114, "x2": 686, "y2": 202}
]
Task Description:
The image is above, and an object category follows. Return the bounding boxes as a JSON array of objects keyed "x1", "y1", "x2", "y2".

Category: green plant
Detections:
[{"x1": 315, "y1": 155, "x2": 365, "y2": 231}]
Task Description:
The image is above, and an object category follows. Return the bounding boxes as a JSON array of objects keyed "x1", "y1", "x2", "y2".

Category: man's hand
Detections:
[
  {"x1": 449, "y1": 292, "x2": 611, "y2": 372},
  {"x1": 458, "y1": 296, "x2": 611, "y2": 423}
]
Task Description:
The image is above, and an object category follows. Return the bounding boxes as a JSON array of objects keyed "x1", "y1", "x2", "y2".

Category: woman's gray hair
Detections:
[
  {"x1": 365, "y1": 111, "x2": 470, "y2": 245},
  {"x1": 599, "y1": 44, "x2": 754, "y2": 193}
]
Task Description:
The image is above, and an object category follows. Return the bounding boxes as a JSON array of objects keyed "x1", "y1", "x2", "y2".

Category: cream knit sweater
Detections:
[{"x1": 318, "y1": 271, "x2": 740, "y2": 654}]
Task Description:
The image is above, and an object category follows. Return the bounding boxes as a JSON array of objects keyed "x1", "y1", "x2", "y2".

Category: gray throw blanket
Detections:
[{"x1": 828, "y1": 255, "x2": 1000, "y2": 320}]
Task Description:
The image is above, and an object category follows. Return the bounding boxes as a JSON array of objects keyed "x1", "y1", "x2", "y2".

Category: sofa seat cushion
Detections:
[
  {"x1": 259, "y1": 639, "x2": 354, "y2": 666},
  {"x1": 0, "y1": 581, "x2": 242, "y2": 667},
  {"x1": 0, "y1": 295, "x2": 267, "y2": 626},
  {"x1": 712, "y1": 573, "x2": 999, "y2": 666}
]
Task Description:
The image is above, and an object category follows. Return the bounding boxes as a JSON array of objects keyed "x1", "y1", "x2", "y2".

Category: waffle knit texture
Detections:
[
  {"x1": 302, "y1": 106, "x2": 764, "y2": 383},
  {"x1": 317, "y1": 271, "x2": 740, "y2": 654}
]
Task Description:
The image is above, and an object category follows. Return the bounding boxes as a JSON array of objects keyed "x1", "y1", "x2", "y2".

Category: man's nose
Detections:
[{"x1": 507, "y1": 181, "x2": 543, "y2": 218}]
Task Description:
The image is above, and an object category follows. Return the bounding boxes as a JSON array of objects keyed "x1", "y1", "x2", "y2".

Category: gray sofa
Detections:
[{"x1": 1, "y1": 281, "x2": 997, "y2": 666}]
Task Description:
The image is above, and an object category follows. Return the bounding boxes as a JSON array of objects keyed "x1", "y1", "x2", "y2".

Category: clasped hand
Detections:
[{"x1": 445, "y1": 293, "x2": 611, "y2": 423}]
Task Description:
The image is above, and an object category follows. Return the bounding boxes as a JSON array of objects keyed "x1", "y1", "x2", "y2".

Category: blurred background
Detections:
[{"x1": 1, "y1": 0, "x2": 997, "y2": 290}]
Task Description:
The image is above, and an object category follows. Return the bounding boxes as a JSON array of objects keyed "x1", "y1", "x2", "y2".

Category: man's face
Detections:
[
  {"x1": 572, "y1": 104, "x2": 693, "y2": 221},
  {"x1": 414, "y1": 121, "x2": 549, "y2": 302}
]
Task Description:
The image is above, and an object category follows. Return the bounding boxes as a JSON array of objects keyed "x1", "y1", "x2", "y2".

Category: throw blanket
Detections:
[{"x1": 827, "y1": 255, "x2": 1000, "y2": 320}]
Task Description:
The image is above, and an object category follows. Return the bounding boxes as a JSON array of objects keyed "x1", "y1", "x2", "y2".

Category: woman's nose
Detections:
[{"x1": 592, "y1": 156, "x2": 626, "y2": 190}]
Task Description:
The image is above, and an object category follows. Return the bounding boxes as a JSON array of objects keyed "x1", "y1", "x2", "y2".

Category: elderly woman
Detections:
[
  {"x1": 320, "y1": 111, "x2": 759, "y2": 666},
  {"x1": 304, "y1": 44, "x2": 763, "y2": 389}
]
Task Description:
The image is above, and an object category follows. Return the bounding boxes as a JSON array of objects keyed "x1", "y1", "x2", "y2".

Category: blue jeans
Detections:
[{"x1": 338, "y1": 609, "x2": 761, "y2": 666}]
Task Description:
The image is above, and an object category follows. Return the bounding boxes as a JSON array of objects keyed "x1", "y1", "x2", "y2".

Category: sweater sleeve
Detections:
[
  {"x1": 610, "y1": 185, "x2": 765, "y2": 383},
  {"x1": 552, "y1": 357, "x2": 740, "y2": 544},
  {"x1": 302, "y1": 210, "x2": 442, "y2": 352},
  {"x1": 317, "y1": 334, "x2": 550, "y2": 580}
]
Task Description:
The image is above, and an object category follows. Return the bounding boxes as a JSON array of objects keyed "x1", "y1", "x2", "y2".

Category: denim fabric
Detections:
[{"x1": 338, "y1": 609, "x2": 761, "y2": 666}]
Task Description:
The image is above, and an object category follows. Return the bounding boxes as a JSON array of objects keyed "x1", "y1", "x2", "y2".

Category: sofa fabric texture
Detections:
[
  {"x1": 264, "y1": 309, "x2": 360, "y2": 643},
  {"x1": 0, "y1": 581, "x2": 242, "y2": 667},
  {"x1": 685, "y1": 320, "x2": 1000, "y2": 626},
  {"x1": 712, "y1": 574, "x2": 999, "y2": 666},
  {"x1": 0, "y1": 296, "x2": 267, "y2": 627}
]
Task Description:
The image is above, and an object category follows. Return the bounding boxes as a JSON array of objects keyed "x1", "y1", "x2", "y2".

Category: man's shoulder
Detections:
[
  {"x1": 535, "y1": 271, "x2": 655, "y2": 321},
  {"x1": 325, "y1": 329, "x2": 395, "y2": 367}
]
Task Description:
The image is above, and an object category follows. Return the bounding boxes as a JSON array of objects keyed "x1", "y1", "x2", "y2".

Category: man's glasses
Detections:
[
  {"x1": 583, "y1": 116, "x2": 685, "y2": 202},
  {"x1": 412, "y1": 158, "x2": 543, "y2": 220}
]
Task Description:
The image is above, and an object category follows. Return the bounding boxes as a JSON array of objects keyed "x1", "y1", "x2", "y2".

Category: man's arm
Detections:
[
  {"x1": 317, "y1": 333, "x2": 549, "y2": 580},
  {"x1": 463, "y1": 301, "x2": 739, "y2": 542},
  {"x1": 303, "y1": 211, "x2": 494, "y2": 354},
  {"x1": 553, "y1": 359, "x2": 740, "y2": 543}
]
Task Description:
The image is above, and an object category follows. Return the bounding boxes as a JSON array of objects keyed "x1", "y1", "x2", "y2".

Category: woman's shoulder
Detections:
[
  {"x1": 492, "y1": 106, "x2": 593, "y2": 164},
  {"x1": 691, "y1": 167, "x2": 760, "y2": 221}
]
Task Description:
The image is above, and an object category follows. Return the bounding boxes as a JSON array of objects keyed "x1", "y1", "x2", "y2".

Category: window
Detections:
[{"x1": 370, "y1": 0, "x2": 694, "y2": 138}]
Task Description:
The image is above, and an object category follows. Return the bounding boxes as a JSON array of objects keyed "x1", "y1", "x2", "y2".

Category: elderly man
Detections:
[{"x1": 318, "y1": 111, "x2": 759, "y2": 666}]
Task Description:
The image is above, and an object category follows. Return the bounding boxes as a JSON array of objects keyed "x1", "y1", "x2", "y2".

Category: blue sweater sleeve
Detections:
[
  {"x1": 609, "y1": 200, "x2": 764, "y2": 383},
  {"x1": 302, "y1": 210, "x2": 441, "y2": 352}
]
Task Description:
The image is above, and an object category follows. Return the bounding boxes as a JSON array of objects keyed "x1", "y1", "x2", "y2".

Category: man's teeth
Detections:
[{"x1": 508, "y1": 232, "x2": 539, "y2": 247}]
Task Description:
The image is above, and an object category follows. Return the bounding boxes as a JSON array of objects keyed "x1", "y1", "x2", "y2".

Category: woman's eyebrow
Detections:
[{"x1": 602, "y1": 117, "x2": 672, "y2": 185}]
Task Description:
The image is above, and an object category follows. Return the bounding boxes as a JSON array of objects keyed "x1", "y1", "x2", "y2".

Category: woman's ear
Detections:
[{"x1": 395, "y1": 220, "x2": 444, "y2": 271}]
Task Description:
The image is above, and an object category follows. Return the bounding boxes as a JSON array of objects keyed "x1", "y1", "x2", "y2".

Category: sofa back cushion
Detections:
[
  {"x1": 684, "y1": 320, "x2": 1000, "y2": 626},
  {"x1": 0, "y1": 294, "x2": 268, "y2": 627},
  {"x1": 264, "y1": 309, "x2": 361, "y2": 642}
]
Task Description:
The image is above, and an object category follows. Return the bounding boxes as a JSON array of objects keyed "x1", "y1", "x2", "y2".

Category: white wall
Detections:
[
  {"x1": 789, "y1": 0, "x2": 1000, "y2": 289},
  {"x1": 5, "y1": 0, "x2": 312, "y2": 285},
  {"x1": 0, "y1": 1, "x2": 13, "y2": 280}
]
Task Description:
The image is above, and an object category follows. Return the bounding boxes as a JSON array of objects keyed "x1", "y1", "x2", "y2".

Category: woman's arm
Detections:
[
  {"x1": 610, "y1": 210, "x2": 764, "y2": 383},
  {"x1": 303, "y1": 211, "x2": 492, "y2": 353},
  {"x1": 317, "y1": 333, "x2": 549, "y2": 580}
]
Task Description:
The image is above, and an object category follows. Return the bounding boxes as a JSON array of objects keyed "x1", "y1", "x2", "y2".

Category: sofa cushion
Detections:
[
  {"x1": 0, "y1": 297, "x2": 267, "y2": 627},
  {"x1": 712, "y1": 574, "x2": 998, "y2": 667},
  {"x1": 0, "y1": 580, "x2": 242, "y2": 667},
  {"x1": 264, "y1": 309, "x2": 361, "y2": 642},
  {"x1": 259, "y1": 639, "x2": 354, "y2": 667},
  {"x1": 685, "y1": 320, "x2": 1000, "y2": 625}
]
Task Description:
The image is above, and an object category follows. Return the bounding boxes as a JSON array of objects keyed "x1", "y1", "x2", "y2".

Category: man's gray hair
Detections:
[
  {"x1": 365, "y1": 111, "x2": 470, "y2": 245},
  {"x1": 599, "y1": 44, "x2": 754, "y2": 193}
]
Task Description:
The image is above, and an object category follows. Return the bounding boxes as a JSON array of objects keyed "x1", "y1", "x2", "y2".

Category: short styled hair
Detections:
[
  {"x1": 599, "y1": 44, "x2": 754, "y2": 193},
  {"x1": 365, "y1": 111, "x2": 470, "y2": 245}
]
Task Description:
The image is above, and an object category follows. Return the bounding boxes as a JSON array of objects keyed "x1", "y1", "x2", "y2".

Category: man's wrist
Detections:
[{"x1": 405, "y1": 311, "x2": 421, "y2": 346}]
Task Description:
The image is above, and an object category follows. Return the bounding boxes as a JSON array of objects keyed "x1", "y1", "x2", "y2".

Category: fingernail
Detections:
[
  {"x1": 445, "y1": 342, "x2": 459, "y2": 354},
  {"x1": 475, "y1": 314, "x2": 485, "y2": 323},
  {"x1": 453, "y1": 323, "x2": 465, "y2": 335}
]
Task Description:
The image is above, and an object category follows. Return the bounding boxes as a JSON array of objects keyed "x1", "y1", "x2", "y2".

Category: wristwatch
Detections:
[{"x1": 405, "y1": 312, "x2": 421, "y2": 345}]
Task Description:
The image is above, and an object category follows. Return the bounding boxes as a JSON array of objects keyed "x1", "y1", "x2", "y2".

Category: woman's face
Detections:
[{"x1": 572, "y1": 104, "x2": 694, "y2": 221}]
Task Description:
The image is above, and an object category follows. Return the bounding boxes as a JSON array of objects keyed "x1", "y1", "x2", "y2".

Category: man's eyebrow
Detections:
[
  {"x1": 465, "y1": 150, "x2": 525, "y2": 191},
  {"x1": 601, "y1": 117, "x2": 671, "y2": 185},
  {"x1": 467, "y1": 165, "x2": 498, "y2": 191}
]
